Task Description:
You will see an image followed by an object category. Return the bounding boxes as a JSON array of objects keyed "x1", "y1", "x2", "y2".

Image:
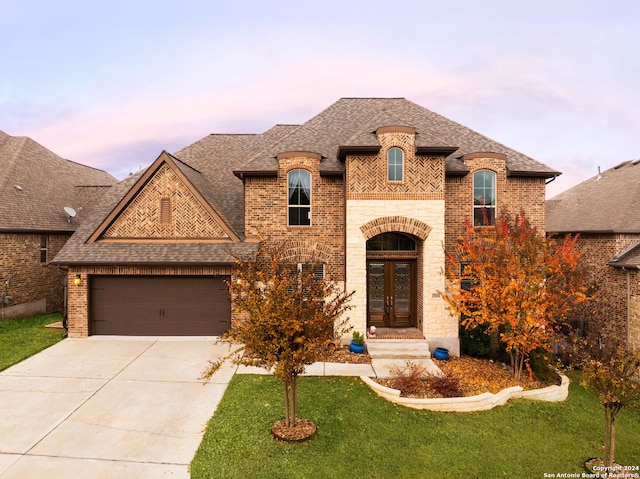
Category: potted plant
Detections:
[{"x1": 349, "y1": 331, "x2": 365, "y2": 353}]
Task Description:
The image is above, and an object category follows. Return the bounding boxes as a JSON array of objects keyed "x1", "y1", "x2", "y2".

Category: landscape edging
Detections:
[{"x1": 360, "y1": 372, "x2": 570, "y2": 412}]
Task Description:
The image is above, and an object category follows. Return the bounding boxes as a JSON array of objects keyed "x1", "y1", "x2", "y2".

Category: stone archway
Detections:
[{"x1": 360, "y1": 216, "x2": 432, "y2": 241}]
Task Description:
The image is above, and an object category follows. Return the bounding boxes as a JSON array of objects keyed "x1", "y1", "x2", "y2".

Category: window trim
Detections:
[
  {"x1": 473, "y1": 169, "x2": 497, "y2": 227},
  {"x1": 387, "y1": 147, "x2": 404, "y2": 182},
  {"x1": 287, "y1": 168, "x2": 312, "y2": 227}
]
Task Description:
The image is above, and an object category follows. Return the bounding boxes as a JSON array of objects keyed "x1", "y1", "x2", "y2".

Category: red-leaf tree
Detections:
[
  {"x1": 441, "y1": 211, "x2": 588, "y2": 380},
  {"x1": 203, "y1": 241, "x2": 353, "y2": 433}
]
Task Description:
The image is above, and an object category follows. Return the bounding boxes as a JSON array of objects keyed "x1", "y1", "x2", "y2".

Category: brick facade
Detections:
[
  {"x1": 244, "y1": 154, "x2": 345, "y2": 282},
  {"x1": 572, "y1": 233, "x2": 640, "y2": 349},
  {"x1": 0, "y1": 233, "x2": 69, "y2": 317}
]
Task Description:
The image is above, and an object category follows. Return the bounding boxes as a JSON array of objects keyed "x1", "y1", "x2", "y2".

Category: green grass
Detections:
[
  {"x1": 0, "y1": 313, "x2": 66, "y2": 371},
  {"x1": 191, "y1": 373, "x2": 640, "y2": 479}
]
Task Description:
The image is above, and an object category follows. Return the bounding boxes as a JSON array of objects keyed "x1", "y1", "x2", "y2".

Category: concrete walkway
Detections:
[
  {"x1": 0, "y1": 337, "x2": 237, "y2": 479},
  {"x1": 0, "y1": 338, "x2": 437, "y2": 478}
]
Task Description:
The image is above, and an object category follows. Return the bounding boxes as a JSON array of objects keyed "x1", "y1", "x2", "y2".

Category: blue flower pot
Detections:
[
  {"x1": 349, "y1": 342, "x2": 365, "y2": 354},
  {"x1": 433, "y1": 347, "x2": 450, "y2": 360}
]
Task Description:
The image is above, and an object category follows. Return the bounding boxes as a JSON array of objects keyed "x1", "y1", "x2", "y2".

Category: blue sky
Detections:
[{"x1": 2, "y1": 0, "x2": 639, "y2": 197}]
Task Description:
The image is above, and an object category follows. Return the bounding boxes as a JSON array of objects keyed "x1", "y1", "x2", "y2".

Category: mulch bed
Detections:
[
  {"x1": 321, "y1": 345, "x2": 372, "y2": 364},
  {"x1": 376, "y1": 356, "x2": 560, "y2": 398},
  {"x1": 271, "y1": 419, "x2": 317, "y2": 443}
]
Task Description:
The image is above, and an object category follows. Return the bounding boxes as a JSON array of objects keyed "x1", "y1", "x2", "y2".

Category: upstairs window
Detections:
[
  {"x1": 473, "y1": 170, "x2": 496, "y2": 226},
  {"x1": 387, "y1": 147, "x2": 404, "y2": 182},
  {"x1": 288, "y1": 169, "x2": 311, "y2": 226}
]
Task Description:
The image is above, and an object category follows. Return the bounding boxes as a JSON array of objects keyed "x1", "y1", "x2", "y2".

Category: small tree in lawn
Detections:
[
  {"x1": 441, "y1": 211, "x2": 588, "y2": 380},
  {"x1": 203, "y1": 241, "x2": 353, "y2": 434},
  {"x1": 580, "y1": 341, "x2": 640, "y2": 467}
]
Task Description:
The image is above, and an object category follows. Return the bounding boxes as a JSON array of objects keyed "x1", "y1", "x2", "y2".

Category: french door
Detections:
[{"x1": 367, "y1": 260, "x2": 416, "y2": 328}]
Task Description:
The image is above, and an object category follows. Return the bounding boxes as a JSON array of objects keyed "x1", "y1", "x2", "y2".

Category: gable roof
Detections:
[
  {"x1": 0, "y1": 130, "x2": 116, "y2": 233},
  {"x1": 235, "y1": 98, "x2": 559, "y2": 179},
  {"x1": 53, "y1": 126, "x2": 295, "y2": 266},
  {"x1": 547, "y1": 159, "x2": 640, "y2": 234}
]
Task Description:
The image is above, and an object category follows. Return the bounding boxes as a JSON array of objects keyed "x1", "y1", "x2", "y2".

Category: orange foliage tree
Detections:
[
  {"x1": 203, "y1": 241, "x2": 353, "y2": 431},
  {"x1": 442, "y1": 211, "x2": 588, "y2": 380}
]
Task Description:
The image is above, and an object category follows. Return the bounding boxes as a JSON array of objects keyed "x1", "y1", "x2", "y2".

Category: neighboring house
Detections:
[
  {"x1": 53, "y1": 98, "x2": 558, "y2": 354},
  {"x1": 547, "y1": 159, "x2": 640, "y2": 351},
  {"x1": 0, "y1": 130, "x2": 116, "y2": 318}
]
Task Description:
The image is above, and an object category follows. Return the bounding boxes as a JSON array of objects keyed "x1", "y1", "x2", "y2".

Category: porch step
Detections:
[{"x1": 366, "y1": 339, "x2": 431, "y2": 359}]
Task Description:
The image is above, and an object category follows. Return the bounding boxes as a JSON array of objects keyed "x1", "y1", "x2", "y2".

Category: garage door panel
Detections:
[{"x1": 90, "y1": 276, "x2": 230, "y2": 336}]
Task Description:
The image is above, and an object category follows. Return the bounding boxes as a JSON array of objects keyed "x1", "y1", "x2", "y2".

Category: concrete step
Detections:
[{"x1": 366, "y1": 339, "x2": 431, "y2": 359}]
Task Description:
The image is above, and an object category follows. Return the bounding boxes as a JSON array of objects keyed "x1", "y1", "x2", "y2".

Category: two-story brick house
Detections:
[
  {"x1": 0, "y1": 130, "x2": 116, "y2": 318},
  {"x1": 53, "y1": 98, "x2": 558, "y2": 354}
]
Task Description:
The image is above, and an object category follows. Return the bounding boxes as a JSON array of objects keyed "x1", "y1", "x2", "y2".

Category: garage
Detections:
[{"x1": 90, "y1": 276, "x2": 230, "y2": 335}]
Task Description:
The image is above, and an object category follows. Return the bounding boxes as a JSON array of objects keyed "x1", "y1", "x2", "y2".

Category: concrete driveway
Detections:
[{"x1": 0, "y1": 337, "x2": 237, "y2": 478}]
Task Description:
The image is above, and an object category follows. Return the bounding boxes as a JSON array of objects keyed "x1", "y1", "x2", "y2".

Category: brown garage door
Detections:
[{"x1": 90, "y1": 276, "x2": 230, "y2": 335}]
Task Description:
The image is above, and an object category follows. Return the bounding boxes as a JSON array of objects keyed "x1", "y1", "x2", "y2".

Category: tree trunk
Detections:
[
  {"x1": 283, "y1": 380, "x2": 291, "y2": 427},
  {"x1": 604, "y1": 405, "x2": 620, "y2": 467},
  {"x1": 291, "y1": 373, "x2": 297, "y2": 428}
]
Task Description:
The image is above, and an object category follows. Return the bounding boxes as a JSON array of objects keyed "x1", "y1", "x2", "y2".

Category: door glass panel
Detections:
[
  {"x1": 368, "y1": 263, "x2": 385, "y2": 312},
  {"x1": 394, "y1": 263, "x2": 411, "y2": 312}
]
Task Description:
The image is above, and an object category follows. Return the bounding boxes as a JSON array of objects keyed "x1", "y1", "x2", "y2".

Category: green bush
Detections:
[{"x1": 459, "y1": 324, "x2": 491, "y2": 357}]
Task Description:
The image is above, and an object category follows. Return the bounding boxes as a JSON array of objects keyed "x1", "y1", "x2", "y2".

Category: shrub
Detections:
[
  {"x1": 428, "y1": 373, "x2": 464, "y2": 398},
  {"x1": 390, "y1": 361, "x2": 427, "y2": 396},
  {"x1": 460, "y1": 324, "x2": 491, "y2": 357}
]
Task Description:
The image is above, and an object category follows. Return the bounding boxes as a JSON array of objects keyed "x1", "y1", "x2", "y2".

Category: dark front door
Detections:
[{"x1": 367, "y1": 260, "x2": 416, "y2": 328}]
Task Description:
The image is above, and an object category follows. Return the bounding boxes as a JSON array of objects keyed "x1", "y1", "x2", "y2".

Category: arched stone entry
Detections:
[{"x1": 366, "y1": 232, "x2": 419, "y2": 328}]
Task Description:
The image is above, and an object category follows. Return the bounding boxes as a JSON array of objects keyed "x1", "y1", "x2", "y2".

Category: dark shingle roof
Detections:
[
  {"x1": 0, "y1": 130, "x2": 116, "y2": 232},
  {"x1": 54, "y1": 98, "x2": 559, "y2": 266},
  {"x1": 547, "y1": 159, "x2": 640, "y2": 234},
  {"x1": 52, "y1": 171, "x2": 260, "y2": 265},
  {"x1": 236, "y1": 98, "x2": 559, "y2": 178},
  {"x1": 608, "y1": 240, "x2": 640, "y2": 268}
]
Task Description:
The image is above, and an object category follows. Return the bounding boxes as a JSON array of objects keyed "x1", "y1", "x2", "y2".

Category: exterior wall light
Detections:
[{"x1": 74, "y1": 274, "x2": 82, "y2": 286}]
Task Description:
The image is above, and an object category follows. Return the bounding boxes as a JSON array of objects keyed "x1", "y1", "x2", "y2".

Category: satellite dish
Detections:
[{"x1": 64, "y1": 206, "x2": 77, "y2": 222}]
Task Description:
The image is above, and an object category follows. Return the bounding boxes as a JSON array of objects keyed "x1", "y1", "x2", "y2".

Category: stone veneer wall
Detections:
[
  {"x1": 0, "y1": 233, "x2": 69, "y2": 316},
  {"x1": 66, "y1": 265, "x2": 232, "y2": 337},
  {"x1": 345, "y1": 199, "x2": 458, "y2": 352}
]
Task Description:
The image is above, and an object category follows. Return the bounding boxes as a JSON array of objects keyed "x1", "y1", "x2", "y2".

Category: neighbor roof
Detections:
[
  {"x1": 0, "y1": 130, "x2": 116, "y2": 233},
  {"x1": 547, "y1": 159, "x2": 640, "y2": 234},
  {"x1": 608, "y1": 240, "x2": 640, "y2": 268},
  {"x1": 235, "y1": 98, "x2": 560, "y2": 178}
]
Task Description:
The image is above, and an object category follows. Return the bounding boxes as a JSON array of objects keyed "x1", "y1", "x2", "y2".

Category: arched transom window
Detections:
[
  {"x1": 288, "y1": 169, "x2": 311, "y2": 226},
  {"x1": 473, "y1": 169, "x2": 496, "y2": 226},
  {"x1": 366, "y1": 232, "x2": 416, "y2": 251},
  {"x1": 387, "y1": 147, "x2": 404, "y2": 182}
]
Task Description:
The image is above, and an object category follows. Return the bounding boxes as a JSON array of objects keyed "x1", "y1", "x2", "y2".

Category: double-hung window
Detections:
[
  {"x1": 288, "y1": 169, "x2": 311, "y2": 226},
  {"x1": 473, "y1": 170, "x2": 496, "y2": 226}
]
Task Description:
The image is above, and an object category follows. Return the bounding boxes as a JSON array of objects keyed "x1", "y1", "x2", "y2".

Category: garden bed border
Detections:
[{"x1": 360, "y1": 373, "x2": 570, "y2": 412}]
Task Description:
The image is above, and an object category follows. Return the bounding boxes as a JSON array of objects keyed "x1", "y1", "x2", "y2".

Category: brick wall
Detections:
[
  {"x1": 66, "y1": 265, "x2": 233, "y2": 337},
  {"x1": 244, "y1": 154, "x2": 345, "y2": 282},
  {"x1": 445, "y1": 156, "x2": 546, "y2": 257},
  {"x1": 0, "y1": 232, "x2": 69, "y2": 316},
  {"x1": 573, "y1": 233, "x2": 640, "y2": 346}
]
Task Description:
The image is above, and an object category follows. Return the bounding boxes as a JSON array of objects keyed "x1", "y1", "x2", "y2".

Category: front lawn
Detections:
[
  {"x1": 0, "y1": 313, "x2": 66, "y2": 371},
  {"x1": 191, "y1": 373, "x2": 640, "y2": 479}
]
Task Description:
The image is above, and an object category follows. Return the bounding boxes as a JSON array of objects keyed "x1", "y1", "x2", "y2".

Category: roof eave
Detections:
[
  {"x1": 416, "y1": 146, "x2": 459, "y2": 156},
  {"x1": 233, "y1": 169, "x2": 278, "y2": 180},
  {"x1": 337, "y1": 145, "x2": 380, "y2": 161},
  {"x1": 507, "y1": 169, "x2": 560, "y2": 179}
]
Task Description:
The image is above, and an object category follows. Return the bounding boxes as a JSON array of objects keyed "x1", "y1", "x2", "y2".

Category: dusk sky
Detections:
[{"x1": 2, "y1": 0, "x2": 639, "y2": 198}]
